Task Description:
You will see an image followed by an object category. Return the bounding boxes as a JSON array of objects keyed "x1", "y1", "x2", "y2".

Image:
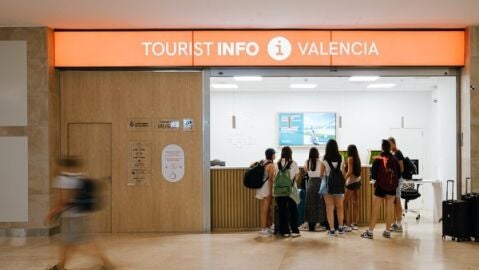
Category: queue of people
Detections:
[{"x1": 253, "y1": 138, "x2": 404, "y2": 240}]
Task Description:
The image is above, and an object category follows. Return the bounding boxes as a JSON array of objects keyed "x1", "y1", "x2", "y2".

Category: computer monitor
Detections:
[
  {"x1": 368, "y1": 150, "x2": 382, "y2": 165},
  {"x1": 410, "y1": 159, "x2": 419, "y2": 175}
]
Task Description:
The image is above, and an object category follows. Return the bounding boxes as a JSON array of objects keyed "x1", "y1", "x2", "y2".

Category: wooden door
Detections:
[{"x1": 67, "y1": 123, "x2": 112, "y2": 233}]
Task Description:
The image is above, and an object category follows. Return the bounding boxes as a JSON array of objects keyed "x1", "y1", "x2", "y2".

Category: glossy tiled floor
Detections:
[{"x1": 1, "y1": 218, "x2": 478, "y2": 270}]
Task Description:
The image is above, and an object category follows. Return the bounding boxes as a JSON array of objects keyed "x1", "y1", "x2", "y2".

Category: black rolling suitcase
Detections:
[
  {"x1": 462, "y1": 178, "x2": 479, "y2": 242},
  {"x1": 442, "y1": 180, "x2": 472, "y2": 242}
]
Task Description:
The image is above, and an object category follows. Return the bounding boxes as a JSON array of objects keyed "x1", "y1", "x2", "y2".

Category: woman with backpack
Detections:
[
  {"x1": 319, "y1": 139, "x2": 346, "y2": 236},
  {"x1": 361, "y1": 140, "x2": 401, "y2": 240},
  {"x1": 255, "y1": 148, "x2": 276, "y2": 235},
  {"x1": 273, "y1": 146, "x2": 301, "y2": 237},
  {"x1": 343, "y1": 144, "x2": 362, "y2": 231},
  {"x1": 303, "y1": 147, "x2": 326, "y2": 231}
]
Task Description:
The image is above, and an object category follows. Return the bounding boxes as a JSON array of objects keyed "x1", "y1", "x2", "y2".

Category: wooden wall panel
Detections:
[{"x1": 60, "y1": 71, "x2": 203, "y2": 233}]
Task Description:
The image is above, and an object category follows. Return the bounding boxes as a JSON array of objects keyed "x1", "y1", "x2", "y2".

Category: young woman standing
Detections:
[
  {"x1": 320, "y1": 139, "x2": 346, "y2": 236},
  {"x1": 256, "y1": 148, "x2": 276, "y2": 235},
  {"x1": 274, "y1": 146, "x2": 301, "y2": 237},
  {"x1": 303, "y1": 147, "x2": 326, "y2": 231},
  {"x1": 343, "y1": 144, "x2": 362, "y2": 231}
]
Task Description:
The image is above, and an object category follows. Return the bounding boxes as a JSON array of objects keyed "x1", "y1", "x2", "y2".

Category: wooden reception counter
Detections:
[{"x1": 211, "y1": 166, "x2": 386, "y2": 232}]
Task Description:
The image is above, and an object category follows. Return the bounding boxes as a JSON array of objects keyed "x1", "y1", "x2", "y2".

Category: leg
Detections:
[
  {"x1": 288, "y1": 197, "x2": 299, "y2": 234},
  {"x1": 385, "y1": 195, "x2": 396, "y2": 231},
  {"x1": 57, "y1": 244, "x2": 70, "y2": 270},
  {"x1": 344, "y1": 190, "x2": 352, "y2": 226},
  {"x1": 352, "y1": 190, "x2": 360, "y2": 225},
  {"x1": 266, "y1": 197, "x2": 273, "y2": 228},
  {"x1": 324, "y1": 195, "x2": 335, "y2": 231},
  {"x1": 334, "y1": 196, "x2": 345, "y2": 227},
  {"x1": 276, "y1": 197, "x2": 289, "y2": 234},
  {"x1": 368, "y1": 196, "x2": 383, "y2": 231},
  {"x1": 395, "y1": 196, "x2": 403, "y2": 224},
  {"x1": 260, "y1": 196, "x2": 271, "y2": 229}
]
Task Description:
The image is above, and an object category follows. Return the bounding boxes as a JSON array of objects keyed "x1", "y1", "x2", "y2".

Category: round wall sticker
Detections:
[{"x1": 161, "y1": 144, "x2": 185, "y2": 182}]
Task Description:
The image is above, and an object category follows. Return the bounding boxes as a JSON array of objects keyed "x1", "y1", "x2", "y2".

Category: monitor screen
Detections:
[
  {"x1": 279, "y1": 112, "x2": 336, "y2": 146},
  {"x1": 368, "y1": 150, "x2": 382, "y2": 165}
]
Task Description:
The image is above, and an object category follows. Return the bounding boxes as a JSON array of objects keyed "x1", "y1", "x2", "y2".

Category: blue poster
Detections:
[
  {"x1": 279, "y1": 112, "x2": 336, "y2": 146},
  {"x1": 279, "y1": 113, "x2": 304, "y2": 145}
]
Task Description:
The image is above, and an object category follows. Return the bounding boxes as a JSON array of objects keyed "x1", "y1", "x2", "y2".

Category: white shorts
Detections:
[{"x1": 256, "y1": 181, "x2": 271, "y2": 199}]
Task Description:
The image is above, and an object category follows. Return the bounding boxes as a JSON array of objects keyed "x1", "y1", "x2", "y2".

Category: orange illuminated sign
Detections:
[{"x1": 55, "y1": 30, "x2": 465, "y2": 67}]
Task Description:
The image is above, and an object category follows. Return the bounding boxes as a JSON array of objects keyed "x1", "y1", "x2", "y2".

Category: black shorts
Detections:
[
  {"x1": 374, "y1": 185, "x2": 396, "y2": 198},
  {"x1": 346, "y1": 181, "x2": 361, "y2": 191}
]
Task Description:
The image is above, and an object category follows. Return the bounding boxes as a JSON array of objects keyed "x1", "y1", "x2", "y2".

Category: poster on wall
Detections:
[
  {"x1": 161, "y1": 144, "x2": 185, "y2": 183},
  {"x1": 279, "y1": 112, "x2": 336, "y2": 146},
  {"x1": 128, "y1": 141, "x2": 152, "y2": 186}
]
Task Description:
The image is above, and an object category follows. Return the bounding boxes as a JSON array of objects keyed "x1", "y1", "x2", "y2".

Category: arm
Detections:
[
  {"x1": 345, "y1": 157, "x2": 353, "y2": 180},
  {"x1": 45, "y1": 188, "x2": 75, "y2": 223},
  {"x1": 399, "y1": 160, "x2": 404, "y2": 174},
  {"x1": 319, "y1": 162, "x2": 326, "y2": 177}
]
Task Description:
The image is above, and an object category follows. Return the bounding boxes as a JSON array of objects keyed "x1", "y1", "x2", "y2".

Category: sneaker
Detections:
[
  {"x1": 299, "y1": 223, "x2": 309, "y2": 231},
  {"x1": 383, "y1": 230, "x2": 391, "y2": 239},
  {"x1": 351, "y1": 224, "x2": 359, "y2": 231},
  {"x1": 391, "y1": 224, "x2": 403, "y2": 233},
  {"x1": 291, "y1": 232, "x2": 301, "y2": 238},
  {"x1": 260, "y1": 228, "x2": 272, "y2": 236},
  {"x1": 283, "y1": 233, "x2": 291, "y2": 237},
  {"x1": 338, "y1": 226, "x2": 345, "y2": 234},
  {"x1": 360, "y1": 230, "x2": 373, "y2": 239},
  {"x1": 343, "y1": 225, "x2": 352, "y2": 233},
  {"x1": 327, "y1": 230, "x2": 336, "y2": 237},
  {"x1": 315, "y1": 224, "x2": 327, "y2": 232},
  {"x1": 267, "y1": 227, "x2": 274, "y2": 234}
]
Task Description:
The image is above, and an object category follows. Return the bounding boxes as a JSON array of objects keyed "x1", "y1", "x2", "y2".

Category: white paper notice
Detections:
[{"x1": 161, "y1": 144, "x2": 185, "y2": 183}]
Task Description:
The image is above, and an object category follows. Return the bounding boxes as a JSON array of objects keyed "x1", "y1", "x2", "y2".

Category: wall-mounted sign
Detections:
[
  {"x1": 55, "y1": 30, "x2": 465, "y2": 67},
  {"x1": 128, "y1": 141, "x2": 152, "y2": 186},
  {"x1": 128, "y1": 118, "x2": 153, "y2": 131},
  {"x1": 157, "y1": 119, "x2": 180, "y2": 131},
  {"x1": 183, "y1": 118, "x2": 195, "y2": 131},
  {"x1": 161, "y1": 144, "x2": 185, "y2": 183}
]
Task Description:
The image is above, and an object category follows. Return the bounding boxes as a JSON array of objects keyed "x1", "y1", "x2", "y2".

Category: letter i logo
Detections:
[{"x1": 268, "y1": 37, "x2": 292, "y2": 61}]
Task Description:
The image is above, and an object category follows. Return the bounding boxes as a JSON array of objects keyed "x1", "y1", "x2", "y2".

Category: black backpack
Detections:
[
  {"x1": 402, "y1": 157, "x2": 418, "y2": 180},
  {"x1": 244, "y1": 161, "x2": 272, "y2": 189},
  {"x1": 71, "y1": 178, "x2": 101, "y2": 213},
  {"x1": 327, "y1": 160, "x2": 345, "y2": 194}
]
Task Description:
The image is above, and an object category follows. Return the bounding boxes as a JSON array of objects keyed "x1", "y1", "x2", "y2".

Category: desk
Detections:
[
  {"x1": 404, "y1": 179, "x2": 443, "y2": 223},
  {"x1": 370, "y1": 179, "x2": 443, "y2": 223}
]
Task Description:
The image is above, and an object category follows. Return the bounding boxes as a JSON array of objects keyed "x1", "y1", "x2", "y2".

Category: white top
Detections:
[
  {"x1": 304, "y1": 159, "x2": 321, "y2": 178},
  {"x1": 276, "y1": 159, "x2": 299, "y2": 180},
  {"x1": 54, "y1": 172, "x2": 86, "y2": 217},
  {"x1": 321, "y1": 156, "x2": 345, "y2": 176}
]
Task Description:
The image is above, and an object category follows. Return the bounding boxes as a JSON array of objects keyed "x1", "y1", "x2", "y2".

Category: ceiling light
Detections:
[
  {"x1": 367, "y1": 83, "x2": 396, "y2": 89},
  {"x1": 233, "y1": 76, "x2": 263, "y2": 82},
  {"x1": 290, "y1": 83, "x2": 317, "y2": 89},
  {"x1": 349, "y1": 76, "x2": 379, "y2": 82},
  {"x1": 211, "y1": 83, "x2": 239, "y2": 89}
]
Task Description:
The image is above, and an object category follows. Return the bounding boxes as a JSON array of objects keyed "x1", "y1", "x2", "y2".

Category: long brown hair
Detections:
[
  {"x1": 307, "y1": 147, "x2": 319, "y2": 171},
  {"x1": 347, "y1": 145, "x2": 361, "y2": 177},
  {"x1": 277, "y1": 146, "x2": 293, "y2": 170}
]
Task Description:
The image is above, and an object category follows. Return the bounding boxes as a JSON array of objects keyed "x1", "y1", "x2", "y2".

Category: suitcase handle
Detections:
[
  {"x1": 465, "y1": 177, "x2": 471, "y2": 195},
  {"x1": 446, "y1": 180, "x2": 454, "y2": 201}
]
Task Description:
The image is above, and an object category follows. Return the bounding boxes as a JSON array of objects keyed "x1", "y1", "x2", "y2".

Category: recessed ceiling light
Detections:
[
  {"x1": 367, "y1": 83, "x2": 396, "y2": 89},
  {"x1": 211, "y1": 83, "x2": 239, "y2": 89},
  {"x1": 233, "y1": 76, "x2": 263, "y2": 81},
  {"x1": 349, "y1": 76, "x2": 380, "y2": 82},
  {"x1": 290, "y1": 83, "x2": 317, "y2": 89}
]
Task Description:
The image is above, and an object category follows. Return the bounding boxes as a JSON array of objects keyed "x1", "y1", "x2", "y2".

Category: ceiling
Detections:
[
  {"x1": 0, "y1": 0, "x2": 478, "y2": 29},
  {"x1": 210, "y1": 76, "x2": 452, "y2": 92}
]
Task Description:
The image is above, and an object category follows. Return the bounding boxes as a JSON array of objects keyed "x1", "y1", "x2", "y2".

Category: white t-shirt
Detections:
[
  {"x1": 276, "y1": 159, "x2": 299, "y2": 180},
  {"x1": 322, "y1": 156, "x2": 345, "y2": 176},
  {"x1": 54, "y1": 172, "x2": 86, "y2": 217},
  {"x1": 304, "y1": 159, "x2": 321, "y2": 178}
]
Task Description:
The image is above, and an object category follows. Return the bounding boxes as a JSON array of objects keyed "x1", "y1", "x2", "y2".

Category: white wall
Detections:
[
  {"x1": 0, "y1": 41, "x2": 27, "y2": 126},
  {"x1": 0, "y1": 137, "x2": 28, "y2": 222}
]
